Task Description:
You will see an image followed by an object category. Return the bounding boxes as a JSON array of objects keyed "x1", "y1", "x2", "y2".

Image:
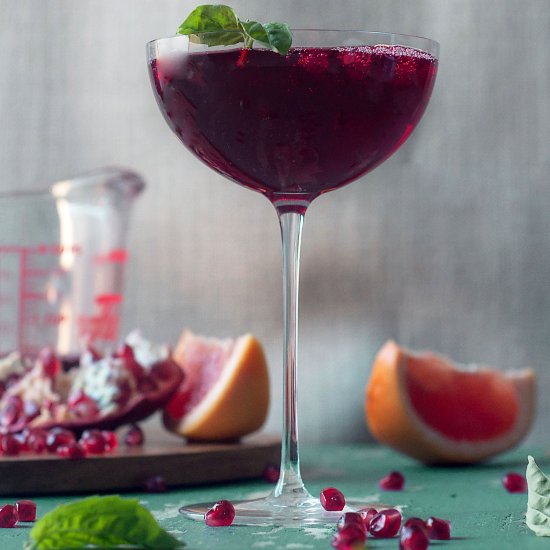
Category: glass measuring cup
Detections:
[{"x1": 0, "y1": 167, "x2": 144, "y2": 359}]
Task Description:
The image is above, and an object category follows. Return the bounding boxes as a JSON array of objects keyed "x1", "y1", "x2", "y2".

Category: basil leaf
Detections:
[
  {"x1": 263, "y1": 23, "x2": 293, "y2": 55},
  {"x1": 526, "y1": 456, "x2": 550, "y2": 536},
  {"x1": 27, "y1": 495, "x2": 184, "y2": 549},
  {"x1": 240, "y1": 20, "x2": 269, "y2": 49},
  {"x1": 177, "y1": 4, "x2": 239, "y2": 34},
  {"x1": 175, "y1": 5, "x2": 293, "y2": 55}
]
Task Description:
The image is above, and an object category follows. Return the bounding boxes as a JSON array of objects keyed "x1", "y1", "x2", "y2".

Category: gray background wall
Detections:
[{"x1": 1, "y1": 1, "x2": 549, "y2": 445}]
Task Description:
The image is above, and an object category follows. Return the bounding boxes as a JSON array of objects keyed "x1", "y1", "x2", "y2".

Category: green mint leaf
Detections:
[
  {"x1": 526, "y1": 456, "x2": 550, "y2": 536},
  {"x1": 27, "y1": 495, "x2": 184, "y2": 549},
  {"x1": 176, "y1": 4, "x2": 292, "y2": 54}
]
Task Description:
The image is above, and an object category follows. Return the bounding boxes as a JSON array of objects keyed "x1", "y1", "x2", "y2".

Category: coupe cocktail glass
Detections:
[{"x1": 147, "y1": 29, "x2": 438, "y2": 526}]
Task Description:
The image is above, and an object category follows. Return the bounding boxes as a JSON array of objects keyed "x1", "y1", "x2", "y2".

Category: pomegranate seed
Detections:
[
  {"x1": 37, "y1": 347, "x2": 60, "y2": 377},
  {"x1": 320, "y1": 487, "x2": 346, "y2": 511},
  {"x1": 502, "y1": 472, "x2": 527, "y2": 493},
  {"x1": 27, "y1": 429, "x2": 48, "y2": 454},
  {"x1": 23, "y1": 399, "x2": 41, "y2": 422},
  {"x1": 368, "y1": 508, "x2": 402, "y2": 538},
  {"x1": 13, "y1": 431, "x2": 30, "y2": 451},
  {"x1": 16, "y1": 500, "x2": 36, "y2": 522},
  {"x1": 262, "y1": 463, "x2": 279, "y2": 484},
  {"x1": 57, "y1": 442, "x2": 86, "y2": 459},
  {"x1": 0, "y1": 504, "x2": 18, "y2": 528},
  {"x1": 403, "y1": 517, "x2": 429, "y2": 532},
  {"x1": 124, "y1": 424, "x2": 144, "y2": 447},
  {"x1": 46, "y1": 428, "x2": 76, "y2": 452},
  {"x1": 115, "y1": 344, "x2": 144, "y2": 379},
  {"x1": 400, "y1": 522, "x2": 430, "y2": 550},
  {"x1": 205, "y1": 500, "x2": 235, "y2": 527},
  {"x1": 337, "y1": 512, "x2": 367, "y2": 535},
  {"x1": 332, "y1": 523, "x2": 367, "y2": 549},
  {"x1": 1, "y1": 395, "x2": 23, "y2": 427},
  {"x1": 0, "y1": 434, "x2": 21, "y2": 456},
  {"x1": 358, "y1": 507, "x2": 378, "y2": 531},
  {"x1": 379, "y1": 470, "x2": 405, "y2": 491},
  {"x1": 102, "y1": 430, "x2": 118, "y2": 452},
  {"x1": 144, "y1": 476, "x2": 167, "y2": 493},
  {"x1": 425, "y1": 516, "x2": 451, "y2": 540},
  {"x1": 80, "y1": 430, "x2": 106, "y2": 454}
]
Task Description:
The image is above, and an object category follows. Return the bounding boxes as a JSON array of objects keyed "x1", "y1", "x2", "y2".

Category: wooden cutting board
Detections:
[{"x1": 0, "y1": 434, "x2": 280, "y2": 496}]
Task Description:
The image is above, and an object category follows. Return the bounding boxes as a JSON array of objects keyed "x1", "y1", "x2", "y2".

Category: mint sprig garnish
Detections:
[
  {"x1": 177, "y1": 4, "x2": 292, "y2": 55},
  {"x1": 25, "y1": 495, "x2": 184, "y2": 549}
]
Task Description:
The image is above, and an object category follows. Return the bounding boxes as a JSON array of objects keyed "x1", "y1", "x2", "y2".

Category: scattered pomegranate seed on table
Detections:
[
  {"x1": 124, "y1": 424, "x2": 144, "y2": 446},
  {"x1": 262, "y1": 463, "x2": 279, "y2": 484},
  {"x1": 102, "y1": 430, "x2": 118, "y2": 451},
  {"x1": 143, "y1": 475, "x2": 167, "y2": 493},
  {"x1": 16, "y1": 500, "x2": 36, "y2": 522},
  {"x1": 357, "y1": 507, "x2": 378, "y2": 531},
  {"x1": 79, "y1": 429, "x2": 106, "y2": 454},
  {"x1": 379, "y1": 470, "x2": 405, "y2": 490},
  {"x1": 0, "y1": 434, "x2": 21, "y2": 456},
  {"x1": 502, "y1": 472, "x2": 527, "y2": 493},
  {"x1": 368, "y1": 508, "x2": 402, "y2": 538},
  {"x1": 331, "y1": 523, "x2": 367, "y2": 549},
  {"x1": 0, "y1": 504, "x2": 18, "y2": 528},
  {"x1": 400, "y1": 521, "x2": 430, "y2": 550},
  {"x1": 425, "y1": 516, "x2": 451, "y2": 539},
  {"x1": 46, "y1": 427, "x2": 75, "y2": 453},
  {"x1": 205, "y1": 499, "x2": 235, "y2": 527},
  {"x1": 56, "y1": 441, "x2": 86, "y2": 460},
  {"x1": 320, "y1": 487, "x2": 346, "y2": 511}
]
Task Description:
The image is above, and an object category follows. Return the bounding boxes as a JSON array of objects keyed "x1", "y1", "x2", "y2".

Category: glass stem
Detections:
[{"x1": 273, "y1": 208, "x2": 309, "y2": 500}]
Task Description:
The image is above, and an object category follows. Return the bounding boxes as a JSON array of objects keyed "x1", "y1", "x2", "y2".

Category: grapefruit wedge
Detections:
[
  {"x1": 163, "y1": 330, "x2": 270, "y2": 441},
  {"x1": 365, "y1": 340, "x2": 536, "y2": 464}
]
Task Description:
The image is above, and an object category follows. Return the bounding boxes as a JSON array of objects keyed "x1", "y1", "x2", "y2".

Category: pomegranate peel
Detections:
[
  {"x1": 0, "y1": 332, "x2": 183, "y2": 436},
  {"x1": 366, "y1": 340, "x2": 536, "y2": 464}
]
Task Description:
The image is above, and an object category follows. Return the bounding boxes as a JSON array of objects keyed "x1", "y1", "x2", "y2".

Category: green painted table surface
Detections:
[{"x1": 0, "y1": 444, "x2": 548, "y2": 549}]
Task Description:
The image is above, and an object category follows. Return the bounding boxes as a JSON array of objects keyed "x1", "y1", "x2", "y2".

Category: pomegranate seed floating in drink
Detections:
[
  {"x1": 205, "y1": 500, "x2": 235, "y2": 527},
  {"x1": 320, "y1": 487, "x2": 346, "y2": 511}
]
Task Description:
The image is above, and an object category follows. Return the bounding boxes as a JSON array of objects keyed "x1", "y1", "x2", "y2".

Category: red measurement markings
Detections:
[
  {"x1": 78, "y1": 293, "x2": 123, "y2": 343},
  {"x1": 0, "y1": 244, "x2": 82, "y2": 255},
  {"x1": 94, "y1": 248, "x2": 128, "y2": 264},
  {"x1": 20, "y1": 313, "x2": 65, "y2": 327}
]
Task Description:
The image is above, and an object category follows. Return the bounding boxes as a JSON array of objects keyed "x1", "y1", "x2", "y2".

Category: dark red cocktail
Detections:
[{"x1": 149, "y1": 45, "x2": 437, "y2": 204}]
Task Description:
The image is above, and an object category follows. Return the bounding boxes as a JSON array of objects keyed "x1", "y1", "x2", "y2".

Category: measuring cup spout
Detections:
[{"x1": 50, "y1": 166, "x2": 145, "y2": 204}]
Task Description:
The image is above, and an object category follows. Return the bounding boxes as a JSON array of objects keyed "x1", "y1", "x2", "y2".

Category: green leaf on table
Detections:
[
  {"x1": 526, "y1": 455, "x2": 550, "y2": 536},
  {"x1": 25, "y1": 495, "x2": 184, "y2": 549},
  {"x1": 176, "y1": 4, "x2": 293, "y2": 55}
]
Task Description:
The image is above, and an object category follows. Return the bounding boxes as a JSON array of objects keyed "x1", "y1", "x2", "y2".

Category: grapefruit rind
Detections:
[
  {"x1": 163, "y1": 332, "x2": 270, "y2": 441},
  {"x1": 365, "y1": 340, "x2": 536, "y2": 464}
]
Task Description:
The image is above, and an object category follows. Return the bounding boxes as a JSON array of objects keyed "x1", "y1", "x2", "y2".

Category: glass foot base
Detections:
[{"x1": 180, "y1": 493, "x2": 383, "y2": 527}]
